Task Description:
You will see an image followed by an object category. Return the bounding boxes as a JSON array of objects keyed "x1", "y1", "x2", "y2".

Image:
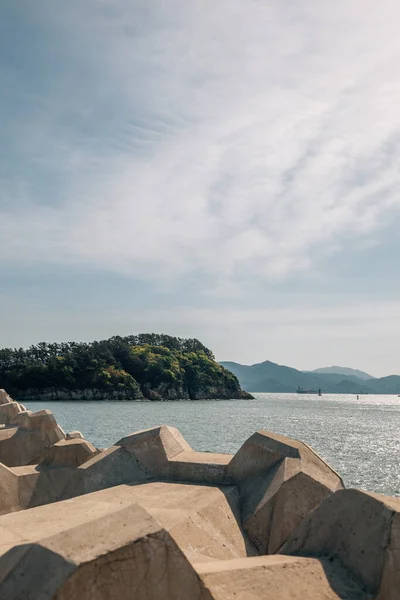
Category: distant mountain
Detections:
[
  {"x1": 220, "y1": 360, "x2": 400, "y2": 394},
  {"x1": 371, "y1": 375, "x2": 400, "y2": 394},
  {"x1": 309, "y1": 366, "x2": 374, "y2": 381}
]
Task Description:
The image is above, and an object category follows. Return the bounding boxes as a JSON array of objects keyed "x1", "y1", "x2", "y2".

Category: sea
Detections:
[{"x1": 24, "y1": 393, "x2": 400, "y2": 497}]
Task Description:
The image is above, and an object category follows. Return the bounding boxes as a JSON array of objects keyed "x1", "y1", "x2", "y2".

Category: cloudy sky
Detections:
[{"x1": 1, "y1": 1, "x2": 400, "y2": 375}]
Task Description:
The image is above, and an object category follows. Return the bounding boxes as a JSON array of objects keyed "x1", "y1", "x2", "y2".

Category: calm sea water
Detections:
[{"x1": 24, "y1": 393, "x2": 400, "y2": 497}]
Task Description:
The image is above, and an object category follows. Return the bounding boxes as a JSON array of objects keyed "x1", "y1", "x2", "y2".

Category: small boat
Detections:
[{"x1": 297, "y1": 386, "x2": 319, "y2": 394}]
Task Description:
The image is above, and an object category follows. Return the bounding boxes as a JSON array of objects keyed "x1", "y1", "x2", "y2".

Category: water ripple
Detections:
[{"x1": 24, "y1": 393, "x2": 400, "y2": 497}]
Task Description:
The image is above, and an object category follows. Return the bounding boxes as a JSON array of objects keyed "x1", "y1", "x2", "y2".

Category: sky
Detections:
[{"x1": 1, "y1": 1, "x2": 400, "y2": 376}]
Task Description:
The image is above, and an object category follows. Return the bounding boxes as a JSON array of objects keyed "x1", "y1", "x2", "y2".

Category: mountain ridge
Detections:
[
  {"x1": 308, "y1": 366, "x2": 374, "y2": 380},
  {"x1": 220, "y1": 360, "x2": 400, "y2": 394}
]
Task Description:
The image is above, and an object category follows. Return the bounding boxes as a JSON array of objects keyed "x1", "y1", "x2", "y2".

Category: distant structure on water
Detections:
[{"x1": 296, "y1": 386, "x2": 321, "y2": 395}]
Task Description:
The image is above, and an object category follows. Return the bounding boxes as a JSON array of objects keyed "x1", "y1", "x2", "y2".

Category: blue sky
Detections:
[{"x1": 1, "y1": 1, "x2": 400, "y2": 375}]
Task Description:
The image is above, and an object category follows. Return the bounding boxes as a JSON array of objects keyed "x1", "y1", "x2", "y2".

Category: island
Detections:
[{"x1": 0, "y1": 333, "x2": 253, "y2": 401}]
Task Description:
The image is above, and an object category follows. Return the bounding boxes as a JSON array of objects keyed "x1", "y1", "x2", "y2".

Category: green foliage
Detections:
[
  {"x1": 181, "y1": 352, "x2": 239, "y2": 395},
  {"x1": 94, "y1": 366, "x2": 140, "y2": 395},
  {"x1": 0, "y1": 334, "x2": 242, "y2": 400},
  {"x1": 121, "y1": 345, "x2": 184, "y2": 387}
]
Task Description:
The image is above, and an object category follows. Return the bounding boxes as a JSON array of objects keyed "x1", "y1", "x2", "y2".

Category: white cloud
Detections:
[{"x1": 2, "y1": 0, "x2": 400, "y2": 287}]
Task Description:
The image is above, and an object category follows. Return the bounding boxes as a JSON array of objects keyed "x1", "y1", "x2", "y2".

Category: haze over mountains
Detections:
[
  {"x1": 308, "y1": 366, "x2": 373, "y2": 381},
  {"x1": 220, "y1": 361, "x2": 400, "y2": 395}
]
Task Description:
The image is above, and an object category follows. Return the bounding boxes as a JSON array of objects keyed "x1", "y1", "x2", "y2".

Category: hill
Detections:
[
  {"x1": 309, "y1": 366, "x2": 374, "y2": 380},
  {"x1": 220, "y1": 360, "x2": 399, "y2": 394},
  {"x1": 0, "y1": 334, "x2": 252, "y2": 401}
]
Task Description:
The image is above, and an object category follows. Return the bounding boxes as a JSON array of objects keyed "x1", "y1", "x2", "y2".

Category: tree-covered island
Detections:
[{"x1": 0, "y1": 334, "x2": 252, "y2": 401}]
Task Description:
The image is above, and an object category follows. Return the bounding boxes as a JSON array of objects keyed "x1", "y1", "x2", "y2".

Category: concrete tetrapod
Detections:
[
  {"x1": 281, "y1": 488, "x2": 400, "y2": 600},
  {"x1": 0, "y1": 392, "x2": 398, "y2": 600},
  {"x1": 0, "y1": 461, "x2": 82, "y2": 516},
  {"x1": 228, "y1": 430, "x2": 344, "y2": 553},
  {"x1": 0, "y1": 402, "x2": 22, "y2": 424},
  {"x1": 65, "y1": 430, "x2": 84, "y2": 440},
  {"x1": 168, "y1": 451, "x2": 233, "y2": 485},
  {"x1": 0, "y1": 426, "x2": 95, "y2": 514},
  {"x1": 0, "y1": 481, "x2": 369, "y2": 600},
  {"x1": 196, "y1": 555, "x2": 367, "y2": 600},
  {"x1": 0, "y1": 503, "x2": 213, "y2": 600},
  {"x1": 0, "y1": 481, "x2": 255, "y2": 570},
  {"x1": 0, "y1": 391, "x2": 26, "y2": 423},
  {"x1": 0, "y1": 416, "x2": 65, "y2": 467},
  {"x1": 117, "y1": 425, "x2": 234, "y2": 485},
  {"x1": 0, "y1": 390, "x2": 13, "y2": 405},
  {"x1": 116, "y1": 425, "x2": 193, "y2": 474},
  {"x1": 37, "y1": 438, "x2": 98, "y2": 468},
  {"x1": 9, "y1": 409, "x2": 64, "y2": 438},
  {"x1": 59, "y1": 444, "x2": 151, "y2": 499}
]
